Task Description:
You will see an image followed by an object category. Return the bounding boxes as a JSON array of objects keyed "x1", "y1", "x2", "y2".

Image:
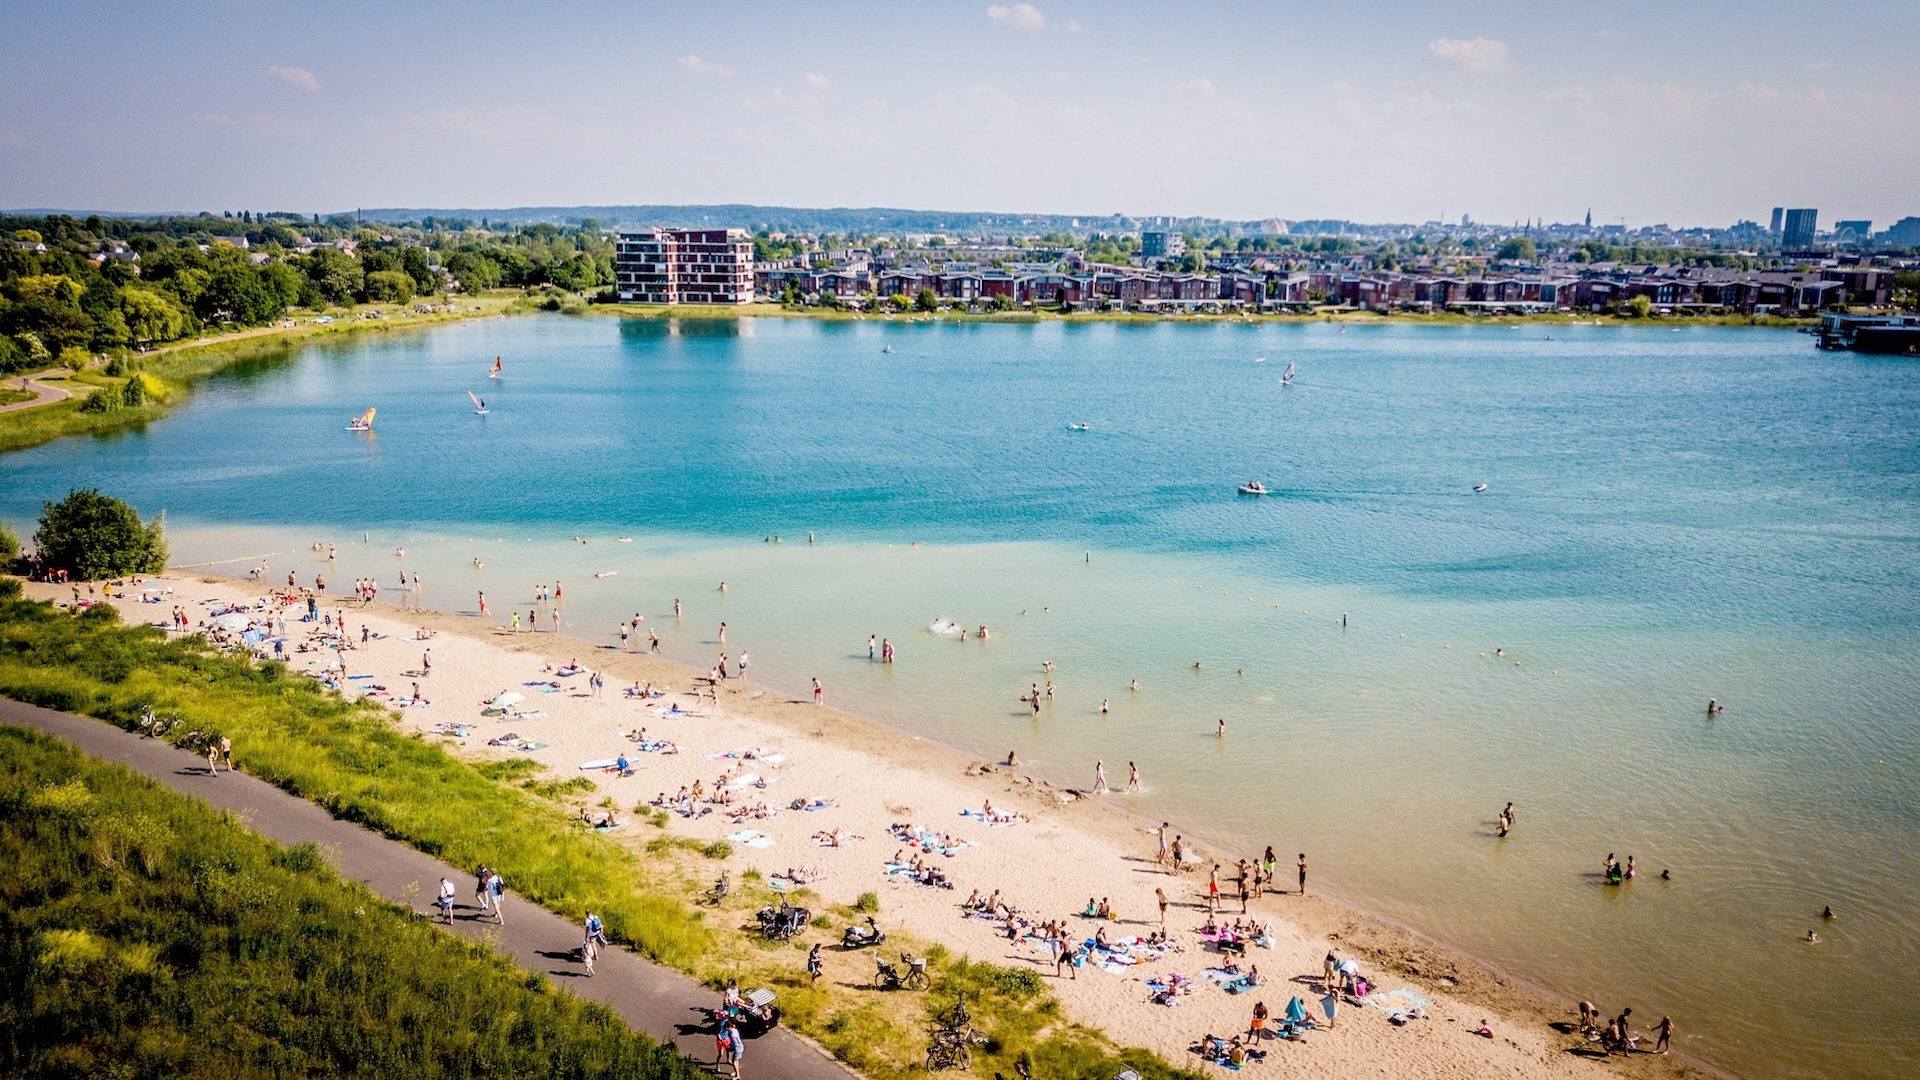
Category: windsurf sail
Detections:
[
  {"x1": 348, "y1": 407, "x2": 375, "y2": 429},
  {"x1": 467, "y1": 390, "x2": 487, "y2": 412},
  {"x1": 1281, "y1": 360, "x2": 1296, "y2": 385},
  {"x1": 489, "y1": 357, "x2": 502, "y2": 378}
]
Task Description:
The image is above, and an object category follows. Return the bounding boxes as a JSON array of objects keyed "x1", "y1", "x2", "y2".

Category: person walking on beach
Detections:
[
  {"x1": 1093, "y1": 761, "x2": 1109, "y2": 794},
  {"x1": 478, "y1": 591, "x2": 487, "y2": 616},
  {"x1": 1261, "y1": 847, "x2": 1276, "y2": 898},
  {"x1": 422, "y1": 647, "x2": 432, "y2": 676},
  {"x1": 1128, "y1": 761, "x2": 1140, "y2": 793},
  {"x1": 1651, "y1": 1015, "x2": 1672, "y2": 1054},
  {"x1": 1208, "y1": 865, "x2": 1221, "y2": 913},
  {"x1": 1236, "y1": 859, "x2": 1252, "y2": 913},
  {"x1": 1298, "y1": 853, "x2": 1308, "y2": 895},
  {"x1": 812, "y1": 678, "x2": 823, "y2": 705},
  {"x1": 650, "y1": 628, "x2": 661, "y2": 654},
  {"x1": 1156, "y1": 886, "x2": 1170, "y2": 929},
  {"x1": 619, "y1": 622, "x2": 629, "y2": 650},
  {"x1": 1170, "y1": 834, "x2": 1184, "y2": 871},
  {"x1": 868, "y1": 634, "x2": 877, "y2": 660},
  {"x1": 1156, "y1": 822, "x2": 1170, "y2": 866},
  {"x1": 437, "y1": 877, "x2": 456, "y2": 923},
  {"x1": 674, "y1": 598, "x2": 682, "y2": 618}
]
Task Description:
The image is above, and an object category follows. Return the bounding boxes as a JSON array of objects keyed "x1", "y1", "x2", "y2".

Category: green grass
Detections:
[
  {"x1": 0, "y1": 723, "x2": 704, "y2": 1079},
  {"x1": 0, "y1": 587, "x2": 1205, "y2": 1079},
  {"x1": 0, "y1": 387, "x2": 33, "y2": 407}
]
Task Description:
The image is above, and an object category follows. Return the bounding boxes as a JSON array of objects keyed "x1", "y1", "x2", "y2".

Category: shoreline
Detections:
[
  {"x1": 0, "y1": 293, "x2": 525, "y2": 453},
  {"x1": 106, "y1": 565, "x2": 1722, "y2": 1080},
  {"x1": 586, "y1": 300, "x2": 1816, "y2": 329}
]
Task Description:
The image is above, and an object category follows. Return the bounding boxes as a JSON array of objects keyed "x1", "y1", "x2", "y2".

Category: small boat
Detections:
[
  {"x1": 1067, "y1": 422, "x2": 1089, "y2": 432},
  {"x1": 489, "y1": 357, "x2": 502, "y2": 379},
  {"x1": 594, "y1": 571, "x2": 618, "y2": 578},
  {"x1": 345, "y1": 407, "x2": 375, "y2": 432},
  {"x1": 883, "y1": 345, "x2": 894, "y2": 354},
  {"x1": 1254, "y1": 356, "x2": 1266, "y2": 363},
  {"x1": 1473, "y1": 483, "x2": 1488, "y2": 493},
  {"x1": 1238, "y1": 482, "x2": 1268, "y2": 496},
  {"x1": 468, "y1": 390, "x2": 489, "y2": 415},
  {"x1": 615, "y1": 537, "x2": 634, "y2": 543}
]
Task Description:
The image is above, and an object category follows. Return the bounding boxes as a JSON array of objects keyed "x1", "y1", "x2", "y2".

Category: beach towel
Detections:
[
  {"x1": 1366, "y1": 986, "x2": 1431, "y2": 1022},
  {"x1": 959, "y1": 808, "x2": 1020, "y2": 827},
  {"x1": 579, "y1": 758, "x2": 619, "y2": 771},
  {"x1": 725, "y1": 829, "x2": 775, "y2": 849},
  {"x1": 517, "y1": 741, "x2": 546, "y2": 751}
]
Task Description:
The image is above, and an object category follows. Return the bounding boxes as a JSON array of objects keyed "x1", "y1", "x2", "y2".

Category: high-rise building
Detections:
[
  {"x1": 1769, "y1": 207, "x2": 1785, "y2": 233},
  {"x1": 1140, "y1": 230, "x2": 1186, "y2": 259},
  {"x1": 1833, "y1": 220, "x2": 1872, "y2": 243},
  {"x1": 1782, "y1": 208, "x2": 1819, "y2": 249},
  {"x1": 613, "y1": 228, "x2": 754, "y2": 304},
  {"x1": 1887, "y1": 217, "x2": 1920, "y2": 247}
]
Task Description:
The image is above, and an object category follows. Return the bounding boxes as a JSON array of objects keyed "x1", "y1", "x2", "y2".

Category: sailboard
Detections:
[
  {"x1": 467, "y1": 390, "x2": 489, "y2": 415},
  {"x1": 345, "y1": 407, "x2": 375, "y2": 432}
]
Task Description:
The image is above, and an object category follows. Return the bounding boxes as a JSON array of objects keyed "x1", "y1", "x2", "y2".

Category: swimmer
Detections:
[
  {"x1": 1805, "y1": 930, "x2": 1820, "y2": 943},
  {"x1": 1822, "y1": 905, "x2": 1836, "y2": 920},
  {"x1": 1216, "y1": 718, "x2": 1226, "y2": 738},
  {"x1": 1193, "y1": 661, "x2": 1203, "y2": 671},
  {"x1": 1005, "y1": 750, "x2": 1019, "y2": 767},
  {"x1": 1130, "y1": 678, "x2": 1140, "y2": 691},
  {"x1": 1100, "y1": 698, "x2": 1109, "y2": 714}
]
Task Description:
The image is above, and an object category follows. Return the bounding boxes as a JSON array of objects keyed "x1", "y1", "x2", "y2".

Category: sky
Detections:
[{"x1": 3, "y1": 0, "x2": 1917, "y2": 228}]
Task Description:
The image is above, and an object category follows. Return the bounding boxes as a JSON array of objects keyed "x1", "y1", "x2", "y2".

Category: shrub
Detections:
[
  {"x1": 33, "y1": 488, "x2": 167, "y2": 579},
  {"x1": 853, "y1": 891, "x2": 880, "y2": 913}
]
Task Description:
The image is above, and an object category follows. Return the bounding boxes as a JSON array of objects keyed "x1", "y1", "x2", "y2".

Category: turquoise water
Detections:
[{"x1": 3, "y1": 315, "x2": 1917, "y2": 1079}]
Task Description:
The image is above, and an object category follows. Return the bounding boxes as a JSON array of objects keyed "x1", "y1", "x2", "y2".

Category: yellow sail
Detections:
[{"x1": 359, "y1": 407, "x2": 375, "y2": 427}]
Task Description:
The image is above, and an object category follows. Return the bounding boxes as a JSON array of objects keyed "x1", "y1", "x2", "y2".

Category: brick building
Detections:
[{"x1": 614, "y1": 228, "x2": 754, "y2": 304}]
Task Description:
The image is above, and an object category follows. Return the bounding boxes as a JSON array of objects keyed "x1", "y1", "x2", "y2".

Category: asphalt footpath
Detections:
[{"x1": 0, "y1": 697, "x2": 855, "y2": 1080}]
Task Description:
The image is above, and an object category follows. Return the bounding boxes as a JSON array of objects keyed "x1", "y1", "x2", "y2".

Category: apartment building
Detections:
[{"x1": 614, "y1": 228, "x2": 754, "y2": 304}]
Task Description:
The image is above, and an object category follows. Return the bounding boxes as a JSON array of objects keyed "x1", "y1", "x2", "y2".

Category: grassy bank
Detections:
[
  {"x1": 0, "y1": 587, "x2": 1202, "y2": 1080},
  {"x1": 0, "y1": 722, "x2": 704, "y2": 1079},
  {"x1": 0, "y1": 293, "x2": 522, "y2": 454}
]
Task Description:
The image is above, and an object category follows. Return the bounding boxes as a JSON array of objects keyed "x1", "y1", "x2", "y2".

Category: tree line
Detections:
[{"x1": 0, "y1": 213, "x2": 617, "y2": 374}]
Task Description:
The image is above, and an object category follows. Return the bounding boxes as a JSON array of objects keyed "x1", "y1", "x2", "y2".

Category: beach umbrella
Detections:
[
  {"x1": 211, "y1": 613, "x2": 253, "y2": 631},
  {"x1": 487, "y1": 692, "x2": 524, "y2": 708}
]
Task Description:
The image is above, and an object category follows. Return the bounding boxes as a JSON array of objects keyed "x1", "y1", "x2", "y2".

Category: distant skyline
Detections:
[{"x1": 3, "y1": 1, "x2": 1916, "y2": 229}]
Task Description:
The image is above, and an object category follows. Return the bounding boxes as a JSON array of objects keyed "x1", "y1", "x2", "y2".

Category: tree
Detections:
[
  {"x1": 33, "y1": 489, "x2": 168, "y2": 580},
  {"x1": 445, "y1": 251, "x2": 500, "y2": 292},
  {"x1": 362, "y1": 270, "x2": 416, "y2": 304},
  {"x1": 1623, "y1": 295, "x2": 1654, "y2": 319},
  {"x1": 401, "y1": 247, "x2": 436, "y2": 294},
  {"x1": 198, "y1": 267, "x2": 282, "y2": 325},
  {"x1": 119, "y1": 288, "x2": 190, "y2": 344},
  {"x1": 915, "y1": 287, "x2": 938, "y2": 312},
  {"x1": 1497, "y1": 237, "x2": 1536, "y2": 262},
  {"x1": 301, "y1": 249, "x2": 364, "y2": 306}
]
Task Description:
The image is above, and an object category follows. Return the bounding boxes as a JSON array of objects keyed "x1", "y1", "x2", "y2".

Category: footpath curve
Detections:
[
  {"x1": 0, "y1": 697, "x2": 856, "y2": 1080},
  {"x1": 0, "y1": 375, "x2": 74, "y2": 414}
]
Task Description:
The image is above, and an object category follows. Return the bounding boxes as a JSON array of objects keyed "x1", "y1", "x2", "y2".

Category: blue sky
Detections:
[{"x1": 3, "y1": 1, "x2": 1916, "y2": 227}]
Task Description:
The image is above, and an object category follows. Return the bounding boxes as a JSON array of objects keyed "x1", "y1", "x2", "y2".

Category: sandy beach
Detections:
[{"x1": 44, "y1": 572, "x2": 1719, "y2": 1080}]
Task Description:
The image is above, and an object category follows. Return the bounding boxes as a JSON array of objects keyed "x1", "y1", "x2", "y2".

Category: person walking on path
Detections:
[
  {"x1": 220, "y1": 736, "x2": 233, "y2": 772},
  {"x1": 473, "y1": 865, "x2": 492, "y2": 914},
  {"x1": 487, "y1": 870, "x2": 506, "y2": 925},
  {"x1": 437, "y1": 877, "x2": 456, "y2": 923},
  {"x1": 582, "y1": 910, "x2": 605, "y2": 976},
  {"x1": 206, "y1": 735, "x2": 222, "y2": 775},
  {"x1": 1298, "y1": 853, "x2": 1308, "y2": 895}
]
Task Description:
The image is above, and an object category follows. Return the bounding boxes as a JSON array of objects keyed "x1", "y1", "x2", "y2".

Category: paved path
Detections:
[
  {"x1": 1, "y1": 698, "x2": 855, "y2": 1080},
  {"x1": 0, "y1": 374, "x2": 74, "y2": 413}
]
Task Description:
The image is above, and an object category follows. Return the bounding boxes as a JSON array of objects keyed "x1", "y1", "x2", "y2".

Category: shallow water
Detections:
[{"x1": 4, "y1": 314, "x2": 1917, "y2": 1079}]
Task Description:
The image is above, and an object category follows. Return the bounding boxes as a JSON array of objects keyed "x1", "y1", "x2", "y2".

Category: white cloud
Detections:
[
  {"x1": 1427, "y1": 37, "x2": 1509, "y2": 74},
  {"x1": 1180, "y1": 78, "x2": 1217, "y2": 97},
  {"x1": 677, "y1": 54, "x2": 732, "y2": 78},
  {"x1": 267, "y1": 65, "x2": 320, "y2": 92},
  {"x1": 802, "y1": 72, "x2": 831, "y2": 89},
  {"x1": 986, "y1": 3, "x2": 1046, "y2": 31},
  {"x1": 1065, "y1": 18, "x2": 1081, "y2": 32}
]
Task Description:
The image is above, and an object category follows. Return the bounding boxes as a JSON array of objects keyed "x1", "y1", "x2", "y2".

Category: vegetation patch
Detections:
[{"x1": 0, "y1": 724, "x2": 703, "y2": 1079}]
